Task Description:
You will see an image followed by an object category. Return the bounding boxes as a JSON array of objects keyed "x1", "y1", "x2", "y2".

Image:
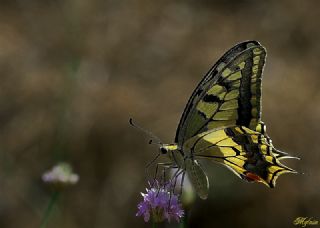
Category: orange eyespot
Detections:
[{"x1": 243, "y1": 172, "x2": 262, "y2": 182}]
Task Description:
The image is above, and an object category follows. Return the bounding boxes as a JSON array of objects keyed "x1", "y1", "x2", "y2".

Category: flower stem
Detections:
[
  {"x1": 180, "y1": 209, "x2": 188, "y2": 228},
  {"x1": 40, "y1": 191, "x2": 60, "y2": 228},
  {"x1": 152, "y1": 221, "x2": 157, "y2": 228}
]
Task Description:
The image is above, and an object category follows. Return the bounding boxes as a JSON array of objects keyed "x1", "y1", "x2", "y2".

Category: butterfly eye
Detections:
[{"x1": 160, "y1": 147, "x2": 168, "y2": 154}]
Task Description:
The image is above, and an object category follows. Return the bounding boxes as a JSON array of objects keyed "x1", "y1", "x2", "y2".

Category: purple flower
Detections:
[{"x1": 136, "y1": 182, "x2": 184, "y2": 223}]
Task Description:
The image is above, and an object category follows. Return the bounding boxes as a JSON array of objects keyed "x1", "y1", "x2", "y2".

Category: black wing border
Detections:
[{"x1": 175, "y1": 40, "x2": 264, "y2": 145}]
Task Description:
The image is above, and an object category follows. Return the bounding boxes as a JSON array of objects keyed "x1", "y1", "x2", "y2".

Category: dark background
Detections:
[{"x1": 0, "y1": 0, "x2": 318, "y2": 227}]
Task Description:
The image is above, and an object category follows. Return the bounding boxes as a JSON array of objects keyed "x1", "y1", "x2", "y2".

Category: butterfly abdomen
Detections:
[{"x1": 185, "y1": 159, "x2": 209, "y2": 199}]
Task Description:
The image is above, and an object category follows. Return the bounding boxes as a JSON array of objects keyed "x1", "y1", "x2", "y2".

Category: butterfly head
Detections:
[
  {"x1": 159, "y1": 143, "x2": 185, "y2": 168},
  {"x1": 159, "y1": 144, "x2": 178, "y2": 155},
  {"x1": 129, "y1": 118, "x2": 181, "y2": 163},
  {"x1": 160, "y1": 146, "x2": 168, "y2": 155}
]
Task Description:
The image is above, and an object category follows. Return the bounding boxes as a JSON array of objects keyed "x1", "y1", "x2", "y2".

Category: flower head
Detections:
[
  {"x1": 42, "y1": 162, "x2": 79, "y2": 189},
  {"x1": 136, "y1": 181, "x2": 184, "y2": 223}
]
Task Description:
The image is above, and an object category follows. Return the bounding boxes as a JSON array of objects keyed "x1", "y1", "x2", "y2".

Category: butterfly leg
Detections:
[
  {"x1": 144, "y1": 153, "x2": 161, "y2": 182},
  {"x1": 169, "y1": 168, "x2": 180, "y2": 194},
  {"x1": 179, "y1": 171, "x2": 186, "y2": 197},
  {"x1": 167, "y1": 168, "x2": 184, "y2": 208},
  {"x1": 152, "y1": 162, "x2": 176, "y2": 188},
  {"x1": 170, "y1": 168, "x2": 184, "y2": 193},
  {"x1": 156, "y1": 163, "x2": 180, "y2": 199}
]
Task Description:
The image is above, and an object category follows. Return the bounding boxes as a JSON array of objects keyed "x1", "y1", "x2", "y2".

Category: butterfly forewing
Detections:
[{"x1": 175, "y1": 41, "x2": 266, "y2": 147}]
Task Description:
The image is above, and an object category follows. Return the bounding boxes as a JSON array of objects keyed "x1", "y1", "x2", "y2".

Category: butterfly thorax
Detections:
[{"x1": 160, "y1": 144, "x2": 185, "y2": 168}]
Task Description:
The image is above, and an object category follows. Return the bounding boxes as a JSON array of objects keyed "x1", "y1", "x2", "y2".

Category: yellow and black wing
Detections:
[
  {"x1": 175, "y1": 41, "x2": 266, "y2": 146},
  {"x1": 183, "y1": 126, "x2": 298, "y2": 187}
]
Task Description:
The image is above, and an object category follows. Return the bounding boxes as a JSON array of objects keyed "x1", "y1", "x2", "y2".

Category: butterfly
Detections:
[{"x1": 132, "y1": 40, "x2": 299, "y2": 199}]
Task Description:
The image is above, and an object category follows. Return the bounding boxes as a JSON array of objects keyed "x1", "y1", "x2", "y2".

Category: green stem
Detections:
[
  {"x1": 180, "y1": 209, "x2": 188, "y2": 228},
  {"x1": 40, "y1": 191, "x2": 60, "y2": 228},
  {"x1": 152, "y1": 221, "x2": 157, "y2": 228}
]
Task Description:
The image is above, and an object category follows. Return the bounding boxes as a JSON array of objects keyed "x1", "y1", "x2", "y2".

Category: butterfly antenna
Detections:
[{"x1": 129, "y1": 118, "x2": 162, "y2": 144}]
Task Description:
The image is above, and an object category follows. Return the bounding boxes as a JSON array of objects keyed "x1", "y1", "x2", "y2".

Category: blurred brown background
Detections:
[{"x1": 0, "y1": 0, "x2": 319, "y2": 227}]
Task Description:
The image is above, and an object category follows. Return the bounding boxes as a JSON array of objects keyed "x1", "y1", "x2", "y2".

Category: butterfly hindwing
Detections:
[
  {"x1": 175, "y1": 41, "x2": 266, "y2": 146},
  {"x1": 183, "y1": 126, "x2": 297, "y2": 187}
]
